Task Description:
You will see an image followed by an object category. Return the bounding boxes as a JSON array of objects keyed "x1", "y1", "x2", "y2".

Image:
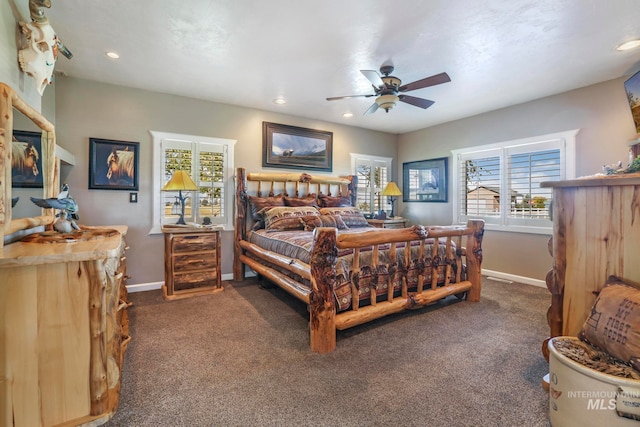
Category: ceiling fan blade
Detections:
[
  {"x1": 326, "y1": 94, "x2": 376, "y2": 101},
  {"x1": 363, "y1": 102, "x2": 380, "y2": 115},
  {"x1": 399, "y1": 94, "x2": 435, "y2": 109},
  {"x1": 398, "y1": 72, "x2": 451, "y2": 92},
  {"x1": 360, "y1": 70, "x2": 384, "y2": 88}
]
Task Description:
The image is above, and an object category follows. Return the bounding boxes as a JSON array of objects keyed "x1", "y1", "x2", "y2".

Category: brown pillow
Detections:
[
  {"x1": 284, "y1": 194, "x2": 317, "y2": 207},
  {"x1": 318, "y1": 194, "x2": 351, "y2": 207},
  {"x1": 578, "y1": 277, "x2": 640, "y2": 371},
  {"x1": 247, "y1": 195, "x2": 284, "y2": 221},
  {"x1": 319, "y1": 207, "x2": 371, "y2": 228},
  {"x1": 301, "y1": 214, "x2": 348, "y2": 231},
  {"x1": 263, "y1": 206, "x2": 320, "y2": 232}
]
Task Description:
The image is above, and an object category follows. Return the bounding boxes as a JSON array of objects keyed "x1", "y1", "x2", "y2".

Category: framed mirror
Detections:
[{"x1": 0, "y1": 83, "x2": 57, "y2": 246}]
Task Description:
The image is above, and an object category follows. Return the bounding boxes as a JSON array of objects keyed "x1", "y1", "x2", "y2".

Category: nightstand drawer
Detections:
[
  {"x1": 172, "y1": 233, "x2": 217, "y2": 253},
  {"x1": 173, "y1": 252, "x2": 217, "y2": 272},
  {"x1": 173, "y1": 270, "x2": 219, "y2": 292}
]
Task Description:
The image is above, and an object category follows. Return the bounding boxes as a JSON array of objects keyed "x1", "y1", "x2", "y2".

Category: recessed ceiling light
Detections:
[
  {"x1": 343, "y1": 112, "x2": 353, "y2": 118},
  {"x1": 617, "y1": 40, "x2": 640, "y2": 51},
  {"x1": 273, "y1": 98, "x2": 286, "y2": 105},
  {"x1": 106, "y1": 51, "x2": 120, "y2": 59}
]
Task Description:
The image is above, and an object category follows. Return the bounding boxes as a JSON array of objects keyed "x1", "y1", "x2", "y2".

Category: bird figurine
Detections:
[
  {"x1": 57, "y1": 183, "x2": 69, "y2": 199},
  {"x1": 30, "y1": 195, "x2": 80, "y2": 233}
]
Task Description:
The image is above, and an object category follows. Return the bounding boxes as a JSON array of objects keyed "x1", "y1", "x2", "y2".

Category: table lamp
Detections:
[
  {"x1": 381, "y1": 181, "x2": 402, "y2": 217},
  {"x1": 162, "y1": 170, "x2": 198, "y2": 224}
]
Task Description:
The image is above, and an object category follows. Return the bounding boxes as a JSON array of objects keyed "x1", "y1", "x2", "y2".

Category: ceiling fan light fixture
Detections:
[{"x1": 376, "y1": 94, "x2": 399, "y2": 112}]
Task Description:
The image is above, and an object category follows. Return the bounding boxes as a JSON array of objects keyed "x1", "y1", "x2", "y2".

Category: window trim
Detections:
[
  {"x1": 350, "y1": 153, "x2": 393, "y2": 214},
  {"x1": 451, "y1": 129, "x2": 578, "y2": 235},
  {"x1": 149, "y1": 130, "x2": 236, "y2": 235}
]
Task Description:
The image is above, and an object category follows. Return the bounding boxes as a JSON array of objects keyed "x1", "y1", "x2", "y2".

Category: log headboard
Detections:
[{"x1": 233, "y1": 167, "x2": 357, "y2": 279}]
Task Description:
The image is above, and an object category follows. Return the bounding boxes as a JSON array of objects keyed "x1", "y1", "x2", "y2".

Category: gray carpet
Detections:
[{"x1": 107, "y1": 277, "x2": 551, "y2": 427}]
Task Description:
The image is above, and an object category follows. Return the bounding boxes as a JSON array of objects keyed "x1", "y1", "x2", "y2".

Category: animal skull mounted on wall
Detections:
[
  {"x1": 17, "y1": 0, "x2": 72, "y2": 95},
  {"x1": 18, "y1": 20, "x2": 58, "y2": 95}
]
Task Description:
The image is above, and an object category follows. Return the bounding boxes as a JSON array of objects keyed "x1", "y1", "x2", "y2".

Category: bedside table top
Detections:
[{"x1": 366, "y1": 218, "x2": 407, "y2": 227}]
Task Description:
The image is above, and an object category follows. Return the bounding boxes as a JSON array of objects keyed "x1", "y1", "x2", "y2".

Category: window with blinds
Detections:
[
  {"x1": 452, "y1": 130, "x2": 577, "y2": 234},
  {"x1": 151, "y1": 131, "x2": 236, "y2": 232},
  {"x1": 351, "y1": 154, "x2": 392, "y2": 214},
  {"x1": 162, "y1": 142, "x2": 227, "y2": 224}
]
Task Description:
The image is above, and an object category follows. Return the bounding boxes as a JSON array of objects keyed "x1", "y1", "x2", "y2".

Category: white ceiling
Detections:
[{"x1": 44, "y1": 0, "x2": 640, "y2": 134}]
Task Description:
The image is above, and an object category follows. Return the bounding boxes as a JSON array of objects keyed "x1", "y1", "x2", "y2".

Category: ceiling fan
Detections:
[{"x1": 326, "y1": 64, "x2": 451, "y2": 114}]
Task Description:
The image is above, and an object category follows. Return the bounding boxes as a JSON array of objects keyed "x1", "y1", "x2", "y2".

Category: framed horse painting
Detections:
[
  {"x1": 12, "y1": 130, "x2": 43, "y2": 188},
  {"x1": 89, "y1": 138, "x2": 140, "y2": 190}
]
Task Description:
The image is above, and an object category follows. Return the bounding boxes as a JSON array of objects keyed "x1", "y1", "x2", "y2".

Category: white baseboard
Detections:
[
  {"x1": 482, "y1": 269, "x2": 546, "y2": 288},
  {"x1": 126, "y1": 270, "x2": 541, "y2": 293},
  {"x1": 125, "y1": 272, "x2": 255, "y2": 293}
]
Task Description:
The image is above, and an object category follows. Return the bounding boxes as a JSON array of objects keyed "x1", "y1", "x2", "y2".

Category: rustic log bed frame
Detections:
[{"x1": 233, "y1": 167, "x2": 484, "y2": 353}]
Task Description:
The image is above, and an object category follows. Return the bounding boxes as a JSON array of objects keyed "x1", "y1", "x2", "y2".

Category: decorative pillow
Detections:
[
  {"x1": 319, "y1": 207, "x2": 371, "y2": 228},
  {"x1": 284, "y1": 194, "x2": 317, "y2": 207},
  {"x1": 300, "y1": 214, "x2": 348, "y2": 231},
  {"x1": 318, "y1": 194, "x2": 351, "y2": 207},
  {"x1": 247, "y1": 194, "x2": 284, "y2": 221},
  {"x1": 578, "y1": 276, "x2": 640, "y2": 371},
  {"x1": 264, "y1": 206, "x2": 320, "y2": 232}
]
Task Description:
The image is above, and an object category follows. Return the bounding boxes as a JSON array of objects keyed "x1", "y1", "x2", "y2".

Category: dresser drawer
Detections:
[
  {"x1": 172, "y1": 233, "x2": 217, "y2": 253},
  {"x1": 173, "y1": 252, "x2": 217, "y2": 272}
]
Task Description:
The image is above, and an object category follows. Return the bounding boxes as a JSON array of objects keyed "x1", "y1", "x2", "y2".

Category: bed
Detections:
[{"x1": 233, "y1": 168, "x2": 484, "y2": 353}]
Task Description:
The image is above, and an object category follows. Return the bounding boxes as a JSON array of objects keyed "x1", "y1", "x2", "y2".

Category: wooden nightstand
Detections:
[
  {"x1": 162, "y1": 227, "x2": 223, "y2": 300},
  {"x1": 367, "y1": 218, "x2": 407, "y2": 229}
]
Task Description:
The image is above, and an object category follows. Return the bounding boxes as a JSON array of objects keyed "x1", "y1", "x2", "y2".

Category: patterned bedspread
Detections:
[{"x1": 248, "y1": 229, "x2": 455, "y2": 312}]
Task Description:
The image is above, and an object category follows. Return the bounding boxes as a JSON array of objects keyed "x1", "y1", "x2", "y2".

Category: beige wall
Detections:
[
  {"x1": 397, "y1": 77, "x2": 637, "y2": 280},
  {"x1": 1, "y1": 0, "x2": 47, "y2": 110},
  {"x1": 53, "y1": 77, "x2": 397, "y2": 285}
]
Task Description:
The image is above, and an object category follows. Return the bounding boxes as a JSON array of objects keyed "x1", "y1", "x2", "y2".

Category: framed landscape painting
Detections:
[{"x1": 262, "y1": 122, "x2": 333, "y2": 171}]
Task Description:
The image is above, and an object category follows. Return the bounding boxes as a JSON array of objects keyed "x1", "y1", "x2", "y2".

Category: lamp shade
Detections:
[
  {"x1": 381, "y1": 181, "x2": 402, "y2": 196},
  {"x1": 162, "y1": 170, "x2": 198, "y2": 191}
]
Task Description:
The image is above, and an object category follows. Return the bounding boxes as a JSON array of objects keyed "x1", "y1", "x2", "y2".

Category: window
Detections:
[
  {"x1": 451, "y1": 129, "x2": 578, "y2": 234},
  {"x1": 350, "y1": 153, "x2": 392, "y2": 214},
  {"x1": 150, "y1": 131, "x2": 236, "y2": 234}
]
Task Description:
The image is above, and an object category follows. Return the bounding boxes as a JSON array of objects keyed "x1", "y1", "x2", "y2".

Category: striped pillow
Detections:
[
  {"x1": 264, "y1": 206, "x2": 320, "y2": 232},
  {"x1": 319, "y1": 207, "x2": 370, "y2": 228},
  {"x1": 301, "y1": 214, "x2": 348, "y2": 231}
]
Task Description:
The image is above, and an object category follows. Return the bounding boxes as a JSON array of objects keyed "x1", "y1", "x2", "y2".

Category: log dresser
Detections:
[
  {"x1": 0, "y1": 226, "x2": 131, "y2": 427},
  {"x1": 162, "y1": 226, "x2": 223, "y2": 300},
  {"x1": 541, "y1": 174, "x2": 640, "y2": 359}
]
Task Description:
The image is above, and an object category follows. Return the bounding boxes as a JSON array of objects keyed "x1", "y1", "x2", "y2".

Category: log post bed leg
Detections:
[
  {"x1": 234, "y1": 168, "x2": 247, "y2": 281},
  {"x1": 309, "y1": 227, "x2": 338, "y2": 353},
  {"x1": 465, "y1": 219, "x2": 484, "y2": 302}
]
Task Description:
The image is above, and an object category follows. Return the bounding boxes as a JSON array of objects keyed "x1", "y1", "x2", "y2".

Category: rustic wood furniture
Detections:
[
  {"x1": 367, "y1": 218, "x2": 407, "y2": 229},
  {"x1": 541, "y1": 174, "x2": 640, "y2": 359},
  {"x1": 162, "y1": 227, "x2": 223, "y2": 300},
  {"x1": 0, "y1": 225, "x2": 131, "y2": 427},
  {"x1": 0, "y1": 83, "x2": 59, "y2": 245},
  {"x1": 234, "y1": 168, "x2": 485, "y2": 353}
]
